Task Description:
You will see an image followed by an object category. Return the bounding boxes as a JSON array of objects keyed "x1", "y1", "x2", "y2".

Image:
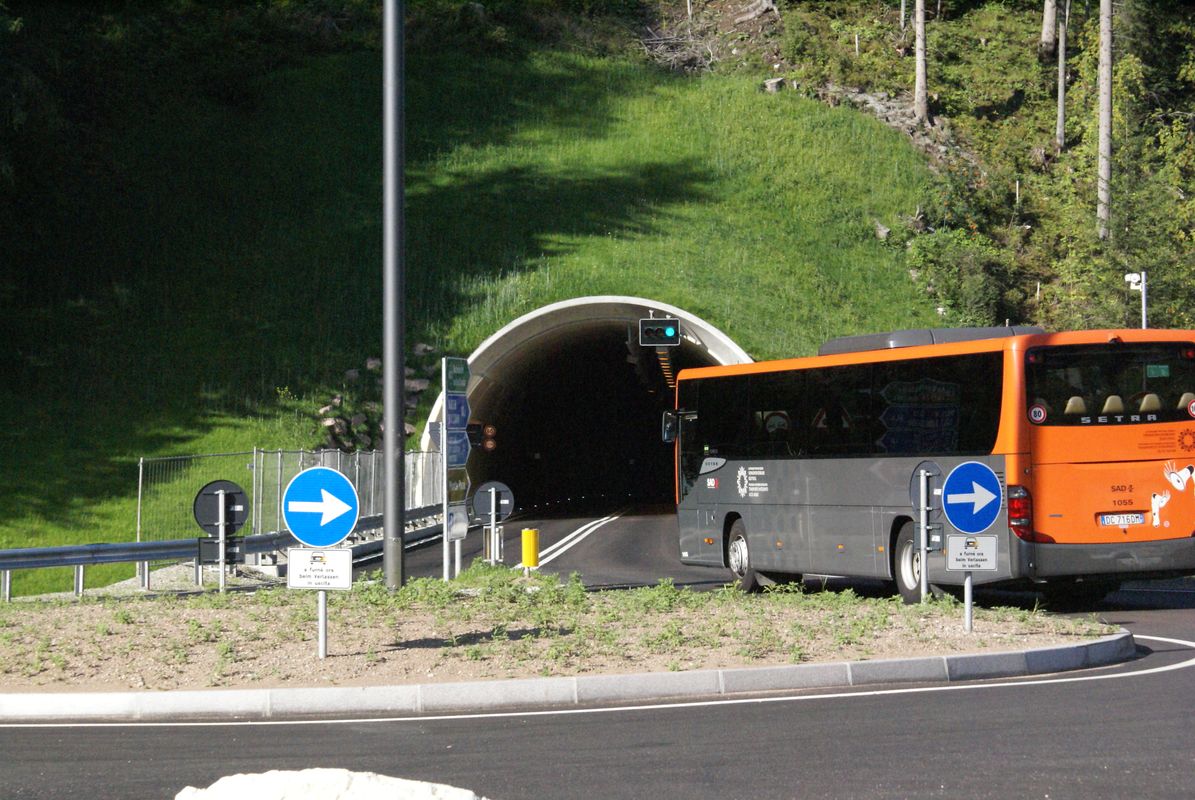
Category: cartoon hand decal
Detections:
[{"x1": 1151, "y1": 490, "x2": 1171, "y2": 528}]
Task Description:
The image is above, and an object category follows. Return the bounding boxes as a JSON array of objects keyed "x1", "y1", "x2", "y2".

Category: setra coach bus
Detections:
[{"x1": 662, "y1": 326, "x2": 1195, "y2": 602}]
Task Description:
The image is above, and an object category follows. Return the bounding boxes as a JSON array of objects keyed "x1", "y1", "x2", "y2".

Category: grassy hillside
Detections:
[{"x1": 2, "y1": 9, "x2": 938, "y2": 594}]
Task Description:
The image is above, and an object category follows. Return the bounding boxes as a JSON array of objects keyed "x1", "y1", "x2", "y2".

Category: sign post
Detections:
[
  {"x1": 442, "y1": 357, "x2": 471, "y2": 580},
  {"x1": 193, "y1": 480, "x2": 249, "y2": 593},
  {"x1": 946, "y1": 534, "x2": 999, "y2": 632},
  {"x1": 473, "y1": 481, "x2": 514, "y2": 565},
  {"x1": 282, "y1": 467, "x2": 360, "y2": 659},
  {"x1": 941, "y1": 461, "x2": 1002, "y2": 631}
]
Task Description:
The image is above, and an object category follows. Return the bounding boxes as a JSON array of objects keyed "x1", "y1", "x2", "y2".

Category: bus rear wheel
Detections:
[
  {"x1": 727, "y1": 519, "x2": 761, "y2": 592},
  {"x1": 894, "y1": 522, "x2": 923, "y2": 604}
]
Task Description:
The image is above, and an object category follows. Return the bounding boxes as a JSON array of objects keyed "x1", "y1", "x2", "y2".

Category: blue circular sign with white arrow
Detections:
[
  {"x1": 282, "y1": 467, "x2": 360, "y2": 548},
  {"x1": 941, "y1": 461, "x2": 1002, "y2": 535}
]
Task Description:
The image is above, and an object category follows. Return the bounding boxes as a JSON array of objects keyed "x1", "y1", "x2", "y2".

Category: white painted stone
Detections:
[{"x1": 175, "y1": 768, "x2": 488, "y2": 800}]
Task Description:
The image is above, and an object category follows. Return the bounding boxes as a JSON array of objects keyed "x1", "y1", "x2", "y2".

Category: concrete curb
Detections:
[{"x1": 0, "y1": 631, "x2": 1136, "y2": 723}]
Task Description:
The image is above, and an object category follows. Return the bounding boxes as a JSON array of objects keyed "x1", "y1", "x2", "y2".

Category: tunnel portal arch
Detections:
[{"x1": 422, "y1": 296, "x2": 752, "y2": 510}]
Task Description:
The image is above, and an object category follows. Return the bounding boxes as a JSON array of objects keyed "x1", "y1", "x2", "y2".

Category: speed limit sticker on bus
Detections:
[{"x1": 1028, "y1": 404, "x2": 1048, "y2": 424}]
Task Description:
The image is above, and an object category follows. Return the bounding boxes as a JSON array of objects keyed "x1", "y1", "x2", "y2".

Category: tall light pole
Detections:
[
  {"x1": 383, "y1": 0, "x2": 406, "y2": 590},
  {"x1": 1125, "y1": 271, "x2": 1147, "y2": 329}
]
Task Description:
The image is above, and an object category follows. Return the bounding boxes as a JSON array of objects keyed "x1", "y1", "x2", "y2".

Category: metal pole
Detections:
[
  {"x1": 919, "y1": 469, "x2": 929, "y2": 603},
  {"x1": 1, "y1": 570, "x2": 10, "y2": 603},
  {"x1": 382, "y1": 0, "x2": 407, "y2": 591},
  {"x1": 442, "y1": 360, "x2": 451, "y2": 581},
  {"x1": 276, "y1": 450, "x2": 283, "y2": 534},
  {"x1": 136, "y1": 457, "x2": 146, "y2": 589},
  {"x1": 217, "y1": 489, "x2": 227, "y2": 593},
  {"x1": 74, "y1": 565, "x2": 84, "y2": 597},
  {"x1": 489, "y1": 486, "x2": 498, "y2": 565},
  {"x1": 1141, "y1": 270, "x2": 1148, "y2": 329},
  {"x1": 318, "y1": 589, "x2": 328, "y2": 659},
  {"x1": 964, "y1": 572, "x2": 974, "y2": 632}
]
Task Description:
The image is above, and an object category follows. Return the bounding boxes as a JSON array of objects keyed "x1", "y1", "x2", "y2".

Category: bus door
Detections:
[{"x1": 672, "y1": 410, "x2": 722, "y2": 565}]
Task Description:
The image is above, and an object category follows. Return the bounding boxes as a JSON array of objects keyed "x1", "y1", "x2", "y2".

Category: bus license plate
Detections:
[{"x1": 1100, "y1": 513, "x2": 1144, "y2": 527}]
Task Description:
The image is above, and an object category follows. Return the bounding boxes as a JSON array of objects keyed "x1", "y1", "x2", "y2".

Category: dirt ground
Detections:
[{"x1": 0, "y1": 565, "x2": 1112, "y2": 693}]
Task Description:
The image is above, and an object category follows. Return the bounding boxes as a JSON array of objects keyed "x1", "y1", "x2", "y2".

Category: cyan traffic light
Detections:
[{"x1": 639, "y1": 317, "x2": 681, "y2": 347}]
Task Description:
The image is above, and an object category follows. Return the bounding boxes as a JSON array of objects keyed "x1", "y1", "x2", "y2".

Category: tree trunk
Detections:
[
  {"x1": 1097, "y1": 0, "x2": 1112, "y2": 240},
  {"x1": 1040, "y1": 0, "x2": 1058, "y2": 60},
  {"x1": 1055, "y1": 0, "x2": 1069, "y2": 151},
  {"x1": 901, "y1": 0, "x2": 906, "y2": 30},
  {"x1": 914, "y1": 0, "x2": 927, "y2": 123}
]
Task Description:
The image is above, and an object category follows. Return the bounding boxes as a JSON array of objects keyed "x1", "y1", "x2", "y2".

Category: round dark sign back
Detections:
[
  {"x1": 472, "y1": 480, "x2": 515, "y2": 522},
  {"x1": 193, "y1": 480, "x2": 250, "y2": 536}
]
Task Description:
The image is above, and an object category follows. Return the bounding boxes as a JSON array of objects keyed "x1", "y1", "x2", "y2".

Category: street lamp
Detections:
[{"x1": 1124, "y1": 271, "x2": 1147, "y2": 330}]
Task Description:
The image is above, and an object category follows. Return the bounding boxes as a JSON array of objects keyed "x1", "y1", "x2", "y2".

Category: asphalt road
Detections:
[
  {"x1": 4, "y1": 508, "x2": 1195, "y2": 799},
  {"x1": 399, "y1": 503, "x2": 724, "y2": 589}
]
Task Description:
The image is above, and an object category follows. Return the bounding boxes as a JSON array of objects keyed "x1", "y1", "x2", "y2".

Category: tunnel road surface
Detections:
[
  {"x1": 397, "y1": 503, "x2": 725, "y2": 589},
  {"x1": 2, "y1": 586, "x2": 1194, "y2": 799}
]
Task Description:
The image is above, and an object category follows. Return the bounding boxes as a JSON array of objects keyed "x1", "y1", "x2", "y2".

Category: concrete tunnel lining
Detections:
[{"x1": 422, "y1": 296, "x2": 752, "y2": 508}]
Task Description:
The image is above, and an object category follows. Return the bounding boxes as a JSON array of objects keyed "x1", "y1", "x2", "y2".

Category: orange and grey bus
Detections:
[{"x1": 663, "y1": 327, "x2": 1195, "y2": 602}]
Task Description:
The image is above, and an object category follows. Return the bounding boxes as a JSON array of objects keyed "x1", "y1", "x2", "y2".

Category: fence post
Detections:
[
  {"x1": 136, "y1": 457, "x2": 146, "y2": 589},
  {"x1": 2, "y1": 571, "x2": 10, "y2": 603},
  {"x1": 276, "y1": 450, "x2": 283, "y2": 536},
  {"x1": 251, "y1": 447, "x2": 259, "y2": 537},
  {"x1": 74, "y1": 565, "x2": 85, "y2": 597}
]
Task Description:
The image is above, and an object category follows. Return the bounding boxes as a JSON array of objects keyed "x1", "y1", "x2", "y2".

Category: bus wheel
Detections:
[
  {"x1": 727, "y1": 520, "x2": 761, "y2": 592},
  {"x1": 894, "y1": 522, "x2": 922, "y2": 605}
]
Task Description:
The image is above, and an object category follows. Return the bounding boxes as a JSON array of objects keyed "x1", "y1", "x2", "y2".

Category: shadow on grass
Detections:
[
  {"x1": 407, "y1": 159, "x2": 712, "y2": 321},
  {"x1": 1, "y1": 44, "x2": 710, "y2": 546}
]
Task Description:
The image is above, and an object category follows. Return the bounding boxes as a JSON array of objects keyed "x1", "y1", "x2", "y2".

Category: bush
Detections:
[{"x1": 907, "y1": 228, "x2": 1015, "y2": 326}]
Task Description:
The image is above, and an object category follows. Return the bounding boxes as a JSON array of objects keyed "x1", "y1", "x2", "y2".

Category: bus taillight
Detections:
[{"x1": 1008, "y1": 485, "x2": 1034, "y2": 541}]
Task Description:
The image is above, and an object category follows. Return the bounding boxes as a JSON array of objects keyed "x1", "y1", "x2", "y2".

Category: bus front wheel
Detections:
[
  {"x1": 727, "y1": 520, "x2": 761, "y2": 592},
  {"x1": 894, "y1": 522, "x2": 923, "y2": 604}
]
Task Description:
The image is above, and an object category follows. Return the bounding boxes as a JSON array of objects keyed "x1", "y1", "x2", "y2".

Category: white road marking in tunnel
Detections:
[{"x1": 529, "y1": 511, "x2": 625, "y2": 567}]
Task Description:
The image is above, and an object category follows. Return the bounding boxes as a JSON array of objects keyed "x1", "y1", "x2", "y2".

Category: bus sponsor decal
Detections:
[
  {"x1": 1028, "y1": 403, "x2": 1048, "y2": 424},
  {"x1": 1138, "y1": 428, "x2": 1181, "y2": 454},
  {"x1": 1180, "y1": 430, "x2": 1195, "y2": 452},
  {"x1": 1147, "y1": 461, "x2": 1195, "y2": 528},
  {"x1": 736, "y1": 466, "x2": 769, "y2": 499}
]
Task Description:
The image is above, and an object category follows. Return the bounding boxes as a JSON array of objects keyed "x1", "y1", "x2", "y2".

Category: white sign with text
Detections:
[{"x1": 287, "y1": 548, "x2": 352, "y2": 590}]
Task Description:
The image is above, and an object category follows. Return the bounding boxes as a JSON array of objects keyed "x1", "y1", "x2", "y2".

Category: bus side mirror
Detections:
[{"x1": 661, "y1": 410, "x2": 678, "y2": 444}]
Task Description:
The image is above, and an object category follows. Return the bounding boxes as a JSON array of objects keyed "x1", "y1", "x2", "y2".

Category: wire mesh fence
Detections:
[{"x1": 136, "y1": 449, "x2": 443, "y2": 543}]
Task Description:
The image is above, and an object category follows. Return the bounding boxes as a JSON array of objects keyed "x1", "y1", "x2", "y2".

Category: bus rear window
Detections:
[{"x1": 1025, "y1": 343, "x2": 1195, "y2": 425}]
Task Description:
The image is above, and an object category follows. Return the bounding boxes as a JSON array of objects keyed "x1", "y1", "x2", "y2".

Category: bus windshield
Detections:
[{"x1": 1025, "y1": 342, "x2": 1195, "y2": 425}]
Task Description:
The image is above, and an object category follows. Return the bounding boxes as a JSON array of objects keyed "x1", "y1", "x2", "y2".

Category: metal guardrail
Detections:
[{"x1": 0, "y1": 505, "x2": 443, "y2": 602}]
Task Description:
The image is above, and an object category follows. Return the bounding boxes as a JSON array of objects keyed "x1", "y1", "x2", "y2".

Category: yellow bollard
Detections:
[{"x1": 521, "y1": 528, "x2": 540, "y2": 575}]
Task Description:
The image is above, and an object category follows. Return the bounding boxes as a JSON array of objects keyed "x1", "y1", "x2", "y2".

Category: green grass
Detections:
[{"x1": 5, "y1": 45, "x2": 938, "y2": 595}]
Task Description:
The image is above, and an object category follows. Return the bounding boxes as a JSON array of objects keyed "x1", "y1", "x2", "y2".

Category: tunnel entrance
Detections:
[{"x1": 423, "y1": 297, "x2": 751, "y2": 512}]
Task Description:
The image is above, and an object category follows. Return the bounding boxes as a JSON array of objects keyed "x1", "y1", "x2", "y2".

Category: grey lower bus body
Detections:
[
  {"x1": 1031, "y1": 538, "x2": 1195, "y2": 579},
  {"x1": 677, "y1": 454, "x2": 1195, "y2": 586}
]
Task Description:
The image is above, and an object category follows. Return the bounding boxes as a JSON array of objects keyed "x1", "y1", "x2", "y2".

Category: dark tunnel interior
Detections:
[{"x1": 465, "y1": 326, "x2": 717, "y2": 513}]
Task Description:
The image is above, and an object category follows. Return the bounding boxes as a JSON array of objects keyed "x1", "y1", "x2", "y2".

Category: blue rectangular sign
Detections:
[
  {"x1": 445, "y1": 393, "x2": 470, "y2": 430},
  {"x1": 445, "y1": 430, "x2": 471, "y2": 467}
]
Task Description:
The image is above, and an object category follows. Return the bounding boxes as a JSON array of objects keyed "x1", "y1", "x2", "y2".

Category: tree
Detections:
[
  {"x1": 1040, "y1": 0, "x2": 1057, "y2": 60},
  {"x1": 914, "y1": 0, "x2": 927, "y2": 123},
  {"x1": 1055, "y1": 0, "x2": 1070, "y2": 151},
  {"x1": 1097, "y1": 0, "x2": 1112, "y2": 240}
]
